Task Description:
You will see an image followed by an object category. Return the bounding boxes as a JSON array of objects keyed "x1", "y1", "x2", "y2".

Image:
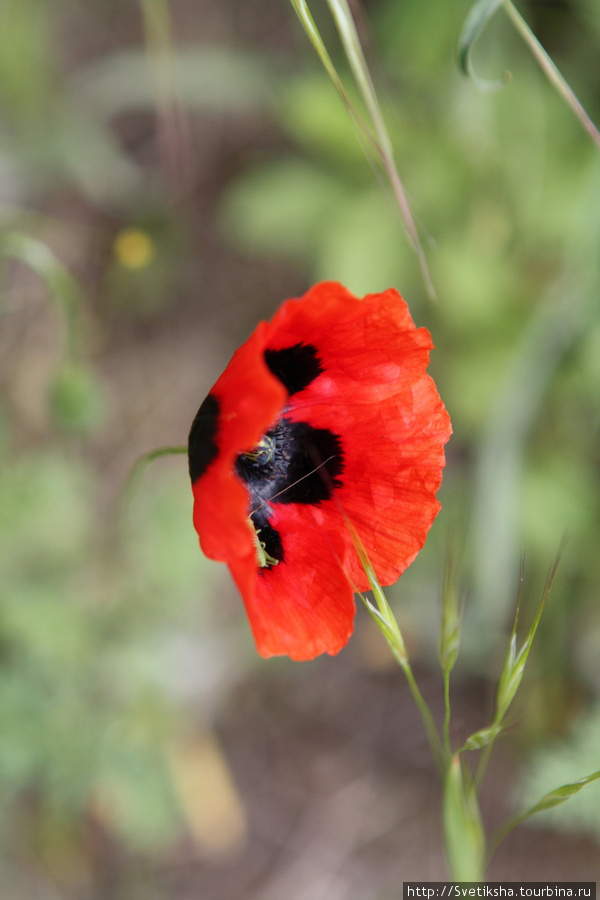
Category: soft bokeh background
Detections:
[{"x1": 1, "y1": 0, "x2": 600, "y2": 895}]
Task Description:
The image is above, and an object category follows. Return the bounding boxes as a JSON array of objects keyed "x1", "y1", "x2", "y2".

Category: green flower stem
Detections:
[
  {"x1": 444, "y1": 756, "x2": 486, "y2": 880},
  {"x1": 443, "y1": 669, "x2": 452, "y2": 759},
  {"x1": 361, "y1": 583, "x2": 444, "y2": 774},
  {"x1": 120, "y1": 445, "x2": 188, "y2": 514},
  {"x1": 402, "y1": 655, "x2": 445, "y2": 775},
  {"x1": 345, "y1": 512, "x2": 444, "y2": 772},
  {"x1": 474, "y1": 734, "x2": 496, "y2": 794}
]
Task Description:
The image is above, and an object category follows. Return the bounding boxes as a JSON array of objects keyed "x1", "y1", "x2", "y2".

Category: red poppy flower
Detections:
[{"x1": 188, "y1": 282, "x2": 451, "y2": 661}]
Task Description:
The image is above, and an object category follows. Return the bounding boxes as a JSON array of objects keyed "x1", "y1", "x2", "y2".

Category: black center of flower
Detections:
[
  {"x1": 188, "y1": 393, "x2": 220, "y2": 483},
  {"x1": 236, "y1": 418, "x2": 344, "y2": 568}
]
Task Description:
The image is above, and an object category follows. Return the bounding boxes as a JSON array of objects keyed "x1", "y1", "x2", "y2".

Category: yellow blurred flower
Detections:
[{"x1": 114, "y1": 228, "x2": 156, "y2": 270}]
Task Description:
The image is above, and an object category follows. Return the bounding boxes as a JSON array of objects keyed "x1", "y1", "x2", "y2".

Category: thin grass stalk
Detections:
[
  {"x1": 140, "y1": 0, "x2": 194, "y2": 194},
  {"x1": 123, "y1": 444, "x2": 188, "y2": 494},
  {"x1": 289, "y1": 0, "x2": 435, "y2": 299},
  {"x1": 324, "y1": 0, "x2": 436, "y2": 299},
  {"x1": 365, "y1": 585, "x2": 445, "y2": 774},
  {"x1": 401, "y1": 660, "x2": 445, "y2": 774},
  {"x1": 503, "y1": 1, "x2": 600, "y2": 151},
  {"x1": 439, "y1": 535, "x2": 462, "y2": 758},
  {"x1": 350, "y1": 525, "x2": 445, "y2": 773},
  {"x1": 443, "y1": 670, "x2": 452, "y2": 759},
  {"x1": 289, "y1": 0, "x2": 363, "y2": 116}
]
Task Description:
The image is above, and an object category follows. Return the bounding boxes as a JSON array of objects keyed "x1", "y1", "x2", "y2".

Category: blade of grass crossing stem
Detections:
[
  {"x1": 457, "y1": 0, "x2": 508, "y2": 90},
  {"x1": 343, "y1": 515, "x2": 444, "y2": 772},
  {"x1": 458, "y1": 0, "x2": 510, "y2": 91},
  {"x1": 459, "y1": 0, "x2": 600, "y2": 149},
  {"x1": 443, "y1": 755, "x2": 486, "y2": 880},
  {"x1": 503, "y1": 1, "x2": 600, "y2": 151},
  {"x1": 290, "y1": 0, "x2": 435, "y2": 299},
  {"x1": 489, "y1": 769, "x2": 600, "y2": 861}
]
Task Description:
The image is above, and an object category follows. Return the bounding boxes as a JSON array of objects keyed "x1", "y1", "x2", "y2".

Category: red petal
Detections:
[
  {"x1": 229, "y1": 504, "x2": 355, "y2": 660},
  {"x1": 191, "y1": 323, "x2": 286, "y2": 565}
]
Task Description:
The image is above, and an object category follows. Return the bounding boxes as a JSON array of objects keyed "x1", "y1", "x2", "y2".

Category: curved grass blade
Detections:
[
  {"x1": 503, "y1": 1, "x2": 600, "y2": 151},
  {"x1": 0, "y1": 231, "x2": 82, "y2": 358},
  {"x1": 1, "y1": 231, "x2": 108, "y2": 432},
  {"x1": 458, "y1": 0, "x2": 509, "y2": 90},
  {"x1": 460, "y1": 1, "x2": 600, "y2": 149},
  {"x1": 489, "y1": 769, "x2": 600, "y2": 860},
  {"x1": 121, "y1": 444, "x2": 188, "y2": 506}
]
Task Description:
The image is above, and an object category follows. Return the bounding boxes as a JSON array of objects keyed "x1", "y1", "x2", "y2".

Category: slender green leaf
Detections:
[
  {"x1": 325, "y1": 0, "x2": 435, "y2": 298},
  {"x1": 490, "y1": 769, "x2": 600, "y2": 859}
]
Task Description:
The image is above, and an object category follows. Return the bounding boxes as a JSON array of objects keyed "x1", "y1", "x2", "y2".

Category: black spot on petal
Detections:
[
  {"x1": 264, "y1": 343, "x2": 324, "y2": 396},
  {"x1": 188, "y1": 393, "x2": 220, "y2": 483}
]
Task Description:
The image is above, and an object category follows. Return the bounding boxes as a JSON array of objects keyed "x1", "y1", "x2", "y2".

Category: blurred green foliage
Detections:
[
  {"x1": 0, "y1": 437, "x2": 218, "y2": 855},
  {"x1": 1, "y1": 0, "x2": 600, "y2": 886}
]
